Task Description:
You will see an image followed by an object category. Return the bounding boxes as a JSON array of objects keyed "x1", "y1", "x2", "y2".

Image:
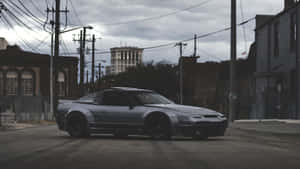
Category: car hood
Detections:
[{"x1": 144, "y1": 104, "x2": 220, "y2": 116}]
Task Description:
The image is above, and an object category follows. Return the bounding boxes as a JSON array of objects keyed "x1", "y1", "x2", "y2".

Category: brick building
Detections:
[
  {"x1": 181, "y1": 45, "x2": 256, "y2": 119},
  {"x1": 0, "y1": 45, "x2": 78, "y2": 121}
]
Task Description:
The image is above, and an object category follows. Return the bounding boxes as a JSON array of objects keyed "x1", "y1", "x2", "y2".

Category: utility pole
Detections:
[
  {"x1": 175, "y1": 42, "x2": 187, "y2": 104},
  {"x1": 52, "y1": 0, "x2": 60, "y2": 115},
  {"x1": 98, "y1": 63, "x2": 102, "y2": 81},
  {"x1": 49, "y1": 9, "x2": 55, "y2": 114},
  {"x1": 47, "y1": 0, "x2": 68, "y2": 114},
  {"x1": 54, "y1": 0, "x2": 60, "y2": 59},
  {"x1": 73, "y1": 27, "x2": 93, "y2": 96},
  {"x1": 194, "y1": 34, "x2": 197, "y2": 57},
  {"x1": 91, "y1": 34, "x2": 96, "y2": 85},
  {"x1": 296, "y1": 7, "x2": 299, "y2": 119},
  {"x1": 79, "y1": 30, "x2": 84, "y2": 95},
  {"x1": 229, "y1": 0, "x2": 237, "y2": 122}
]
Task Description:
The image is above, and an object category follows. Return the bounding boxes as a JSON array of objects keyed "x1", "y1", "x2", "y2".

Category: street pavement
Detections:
[{"x1": 0, "y1": 125, "x2": 300, "y2": 169}]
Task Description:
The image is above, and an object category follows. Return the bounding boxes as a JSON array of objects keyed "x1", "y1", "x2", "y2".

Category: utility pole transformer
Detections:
[{"x1": 229, "y1": 0, "x2": 237, "y2": 122}]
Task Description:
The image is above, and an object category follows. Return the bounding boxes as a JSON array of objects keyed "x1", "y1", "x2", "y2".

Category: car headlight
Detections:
[
  {"x1": 178, "y1": 115, "x2": 204, "y2": 123},
  {"x1": 218, "y1": 113, "x2": 226, "y2": 118},
  {"x1": 178, "y1": 115, "x2": 191, "y2": 122}
]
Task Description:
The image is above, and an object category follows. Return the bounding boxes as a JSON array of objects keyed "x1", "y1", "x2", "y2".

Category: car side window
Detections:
[{"x1": 102, "y1": 91, "x2": 130, "y2": 106}]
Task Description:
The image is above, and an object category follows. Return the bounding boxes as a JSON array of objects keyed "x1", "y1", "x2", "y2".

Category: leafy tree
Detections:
[{"x1": 100, "y1": 62, "x2": 179, "y2": 102}]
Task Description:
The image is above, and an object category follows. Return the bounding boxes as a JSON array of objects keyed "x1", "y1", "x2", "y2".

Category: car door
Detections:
[{"x1": 100, "y1": 91, "x2": 144, "y2": 128}]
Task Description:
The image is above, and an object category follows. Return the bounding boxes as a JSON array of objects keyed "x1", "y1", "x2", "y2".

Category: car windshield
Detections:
[{"x1": 133, "y1": 92, "x2": 174, "y2": 105}]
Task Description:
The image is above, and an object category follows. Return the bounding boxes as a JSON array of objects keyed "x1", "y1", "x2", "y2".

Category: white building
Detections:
[
  {"x1": 0, "y1": 37, "x2": 8, "y2": 50},
  {"x1": 110, "y1": 47, "x2": 143, "y2": 75}
]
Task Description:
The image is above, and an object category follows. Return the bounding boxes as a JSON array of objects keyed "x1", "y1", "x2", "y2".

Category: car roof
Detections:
[{"x1": 110, "y1": 87, "x2": 153, "y2": 92}]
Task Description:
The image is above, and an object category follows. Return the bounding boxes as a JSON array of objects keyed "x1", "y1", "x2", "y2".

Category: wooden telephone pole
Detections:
[{"x1": 229, "y1": 0, "x2": 237, "y2": 122}]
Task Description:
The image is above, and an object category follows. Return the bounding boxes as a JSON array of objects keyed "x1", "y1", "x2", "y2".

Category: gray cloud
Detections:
[{"x1": 1, "y1": 0, "x2": 283, "y2": 65}]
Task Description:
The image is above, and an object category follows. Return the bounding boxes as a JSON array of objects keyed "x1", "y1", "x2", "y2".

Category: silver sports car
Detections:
[{"x1": 55, "y1": 87, "x2": 227, "y2": 139}]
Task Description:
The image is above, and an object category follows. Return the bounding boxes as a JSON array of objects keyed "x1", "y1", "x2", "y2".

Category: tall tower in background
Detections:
[{"x1": 109, "y1": 47, "x2": 143, "y2": 75}]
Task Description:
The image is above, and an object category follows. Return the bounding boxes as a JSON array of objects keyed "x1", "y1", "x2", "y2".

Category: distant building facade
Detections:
[
  {"x1": 0, "y1": 45, "x2": 78, "y2": 121},
  {"x1": 110, "y1": 47, "x2": 143, "y2": 75},
  {"x1": 254, "y1": 0, "x2": 300, "y2": 119},
  {"x1": 181, "y1": 47, "x2": 256, "y2": 120}
]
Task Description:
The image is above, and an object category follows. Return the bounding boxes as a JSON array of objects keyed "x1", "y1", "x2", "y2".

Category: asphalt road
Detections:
[{"x1": 0, "y1": 125, "x2": 300, "y2": 169}]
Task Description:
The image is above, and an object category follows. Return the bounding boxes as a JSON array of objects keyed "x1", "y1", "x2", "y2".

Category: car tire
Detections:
[
  {"x1": 67, "y1": 114, "x2": 90, "y2": 138},
  {"x1": 146, "y1": 114, "x2": 172, "y2": 140}
]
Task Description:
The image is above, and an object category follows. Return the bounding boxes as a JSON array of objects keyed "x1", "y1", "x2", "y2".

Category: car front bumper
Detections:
[{"x1": 176, "y1": 120, "x2": 228, "y2": 137}]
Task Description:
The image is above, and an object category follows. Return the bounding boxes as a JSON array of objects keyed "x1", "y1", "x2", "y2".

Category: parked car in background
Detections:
[{"x1": 55, "y1": 87, "x2": 227, "y2": 139}]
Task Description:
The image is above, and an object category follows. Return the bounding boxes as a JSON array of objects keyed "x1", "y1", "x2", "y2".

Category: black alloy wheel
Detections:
[
  {"x1": 148, "y1": 115, "x2": 172, "y2": 140},
  {"x1": 67, "y1": 114, "x2": 90, "y2": 138}
]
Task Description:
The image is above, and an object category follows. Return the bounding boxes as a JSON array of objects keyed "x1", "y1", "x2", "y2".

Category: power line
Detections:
[
  {"x1": 34, "y1": 34, "x2": 51, "y2": 49},
  {"x1": 101, "y1": 0, "x2": 214, "y2": 26},
  {"x1": 3, "y1": 0, "x2": 51, "y2": 33},
  {"x1": 69, "y1": 0, "x2": 83, "y2": 26},
  {"x1": 145, "y1": 16, "x2": 255, "y2": 50},
  {"x1": 0, "y1": 13, "x2": 40, "y2": 53},
  {"x1": 3, "y1": 0, "x2": 47, "y2": 27},
  {"x1": 28, "y1": 0, "x2": 45, "y2": 15},
  {"x1": 50, "y1": 16, "x2": 256, "y2": 57}
]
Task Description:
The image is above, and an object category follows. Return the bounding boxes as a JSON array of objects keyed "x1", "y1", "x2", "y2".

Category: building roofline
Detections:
[
  {"x1": 110, "y1": 47, "x2": 144, "y2": 50},
  {"x1": 0, "y1": 46, "x2": 78, "y2": 61}
]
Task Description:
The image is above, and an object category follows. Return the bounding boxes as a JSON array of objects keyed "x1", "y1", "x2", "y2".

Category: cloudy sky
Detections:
[{"x1": 0, "y1": 0, "x2": 283, "y2": 67}]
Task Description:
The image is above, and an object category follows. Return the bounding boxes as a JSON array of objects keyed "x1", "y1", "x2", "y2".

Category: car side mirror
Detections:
[
  {"x1": 129, "y1": 101, "x2": 138, "y2": 109},
  {"x1": 129, "y1": 104, "x2": 135, "y2": 110}
]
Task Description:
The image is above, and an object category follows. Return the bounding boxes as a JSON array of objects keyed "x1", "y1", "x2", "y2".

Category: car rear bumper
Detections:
[{"x1": 176, "y1": 120, "x2": 228, "y2": 137}]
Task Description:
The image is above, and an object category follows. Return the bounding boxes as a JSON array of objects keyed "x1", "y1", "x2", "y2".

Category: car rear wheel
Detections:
[
  {"x1": 67, "y1": 114, "x2": 90, "y2": 138},
  {"x1": 146, "y1": 114, "x2": 172, "y2": 140}
]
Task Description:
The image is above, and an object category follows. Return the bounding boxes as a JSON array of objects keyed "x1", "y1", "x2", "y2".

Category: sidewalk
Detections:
[
  {"x1": 0, "y1": 121, "x2": 56, "y2": 132},
  {"x1": 230, "y1": 120, "x2": 300, "y2": 137}
]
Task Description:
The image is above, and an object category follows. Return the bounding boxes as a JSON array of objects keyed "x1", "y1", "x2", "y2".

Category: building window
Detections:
[
  {"x1": 57, "y1": 72, "x2": 66, "y2": 97},
  {"x1": 121, "y1": 51, "x2": 124, "y2": 60},
  {"x1": 274, "y1": 22, "x2": 280, "y2": 57},
  {"x1": 136, "y1": 52, "x2": 139, "y2": 62},
  {"x1": 21, "y1": 71, "x2": 34, "y2": 96},
  {"x1": 6, "y1": 71, "x2": 18, "y2": 96},
  {"x1": 0, "y1": 71, "x2": 3, "y2": 96},
  {"x1": 290, "y1": 12, "x2": 297, "y2": 52}
]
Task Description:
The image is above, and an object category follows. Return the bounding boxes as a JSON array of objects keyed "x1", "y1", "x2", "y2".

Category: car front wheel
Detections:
[
  {"x1": 67, "y1": 114, "x2": 90, "y2": 138},
  {"x1": 146, "y1": 114, "x2": 172, "y2": 140}
]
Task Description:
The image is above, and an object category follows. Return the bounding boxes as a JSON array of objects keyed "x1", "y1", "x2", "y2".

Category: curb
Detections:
[
  {"x1": 0, "y1": 123, "x2": 56, "y2": 133},
  {"x1": 231, "y1": 126, "x2": 300, "y2": 138}
]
